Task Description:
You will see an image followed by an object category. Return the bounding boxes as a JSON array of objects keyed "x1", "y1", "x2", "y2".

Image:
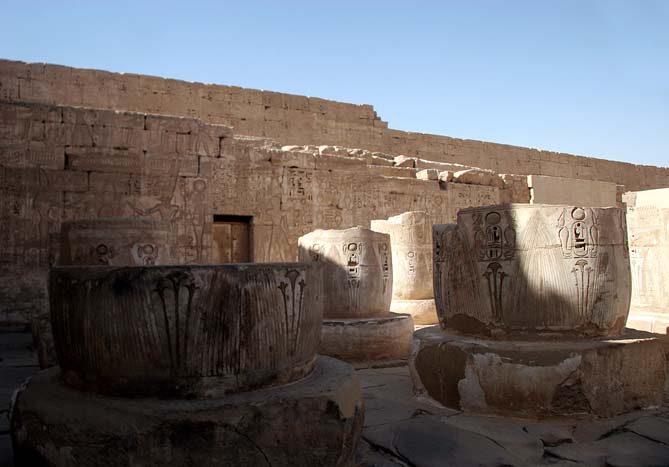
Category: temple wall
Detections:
[
  {"x1": 0, "y1": 100, "x2": 512, "y2": 324},
  {"x1": 624, "y1": 188, "x2": 669, "y2": 333},
  {"x1": 1, "y1": 59, "x2": 668, "y2": 192}
]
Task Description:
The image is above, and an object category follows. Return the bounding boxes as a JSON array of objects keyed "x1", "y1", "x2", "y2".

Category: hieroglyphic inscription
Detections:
[
  {"x1": 378, "y1": 242, "x2": 391, "y2": 293},
  {"x1": 472, "y1": 210, "x2": 515, "y2": 323},
  {"x1": 557, "y1": 207, "x2": 599, "y2": 259},
  {"x1": 345, "y1": 242, "x2": 362, "y2": 313},
  {"x1": 557, "y1": 207, "x2": 600, "y2": 319}
]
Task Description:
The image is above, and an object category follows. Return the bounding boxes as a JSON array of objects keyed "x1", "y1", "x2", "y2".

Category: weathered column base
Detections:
[
  {"x1": 320, "y1": 313, "x2": 414, "y2": 363},
  {"x1": 11, "y1": 357, "x2": 363, "y2": 467},
  {"x1": 390, "y1": 298, "x2": 438, "y2": 325},
  {"x1": 410, "y1": 326, "x2": 666, "y2": 418}
]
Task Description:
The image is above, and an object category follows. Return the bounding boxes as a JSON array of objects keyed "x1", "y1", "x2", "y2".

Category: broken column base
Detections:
[
  {"x1": 11, "y1": 357, "x2": 363, "y2": 467},
  {"x1": 409, "y1": 326, "x2": 666, "y2": 418},
  {"x1": 320, "y1": 313, "x2": 414, "y2": 364},
  {"x1": 390, "y1": 298, "x2": 439, "y2": 325}
]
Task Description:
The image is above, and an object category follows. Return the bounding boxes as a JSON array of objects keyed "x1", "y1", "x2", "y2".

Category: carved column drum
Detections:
[
  {"x1": 60, "y1": 218, "x2": 176, "y2": 266},
  {"x1": 372, "y1": 211, "x2": 433, "y2": 300},
  {"x1": 49, "y1": 263, "x2": 323, "y2": 397},
  {"x1": 433, "y1": 204, "x2": 631, "y2": 336},
  {"x1": 298, "y1": 227, "x2": 392, "y2": 319}
]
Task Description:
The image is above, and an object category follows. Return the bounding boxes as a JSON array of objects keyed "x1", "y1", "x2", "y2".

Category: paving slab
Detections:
[
  {"x1": 547, "y1": 432, "x2": 669, "y2": 466},
  {"x1": 523, "y1": 420, "x2": 576, "y2": 446},
  {"x1": 625, "y1": 415, "x2": 669, "y2": 445},
  {"x1": 365, "y1": 414, "x2": 526, "y2": 467},
  {"x1": 440, "y1": 414, "x2": 544, "y2": 463},
  {"x1": 572, "y1": 410, "x2": 655, "y2": 442}
]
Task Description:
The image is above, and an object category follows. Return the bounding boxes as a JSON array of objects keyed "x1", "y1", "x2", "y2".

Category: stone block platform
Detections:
[
  {"x1": 11, "y1": 357, "x2": 363, "y2": 467},
  {"x1": 410, "y1": 326, "x2": 666, "y2": 418}
]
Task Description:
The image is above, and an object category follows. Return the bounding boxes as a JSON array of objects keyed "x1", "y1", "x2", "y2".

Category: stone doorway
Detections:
[{"x1": 212, "y1": 215, "x2": 252, "y2": 263}]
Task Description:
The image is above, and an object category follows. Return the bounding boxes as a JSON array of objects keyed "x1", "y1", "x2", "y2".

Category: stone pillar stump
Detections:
[{"x1": 299, "y1": 227, "x2": 414, "y2": 363}]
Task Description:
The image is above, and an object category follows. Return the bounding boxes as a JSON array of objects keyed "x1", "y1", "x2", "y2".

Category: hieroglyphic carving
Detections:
[
  {"x1": 378, "y1": 242, "x2": 391, "y2": 293},
  {"x1": 133, "y1": 243, "x2": 159, "y2": 265},
  {"x1": 572, "y1": 259, "x2": 594, "y2": 318},
  {"x1": 556, "y1": 207, "x2": 601, "y2": 320},
  {"x1": 90, "y1": 244, "x2": 115, "y2": 265},
  {"x1": 473, "y1": 211, "x2": 515, "y2": 262},
  {"x1": 470, "y1": 210, "x2": 515, "y2": 321},
  {"x1": 557, "y1": 207, "x2": 599, "y2": 259},
  {"x1": 284, "y1": 168, "x2": 313, "y2": 201},
  {"x1": 278, "y1": 269, "x2": 307, "y2": 356},
  {"x1": 345, "y1": 242, "x2": 362, "y2": 313},
  {"x1": 154, "y1": 272, "x2": 200, "y2": 375},
  {"x1": 483, "y1": 262, "x2": 506, "y2": 322}
]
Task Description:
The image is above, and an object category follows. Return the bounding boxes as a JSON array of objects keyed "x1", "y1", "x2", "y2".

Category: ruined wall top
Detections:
[{"x1": 1, "y1": 58, "x2": 668, "y2": 191}]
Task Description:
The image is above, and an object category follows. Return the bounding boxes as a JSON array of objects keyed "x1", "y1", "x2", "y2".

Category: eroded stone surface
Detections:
[
  {"x1": 11, "y1": 357, "x2": 363, "y2": 467},
  {"x1": 50, "y1": 263, "x2": 323, "y2": 397},
  {"x1": 320, "y1": 314, "x2": 414, "y2": 363},
  {"x1": 409, "y1": 326, "x2": 665, "y2": 417},
  {"x1": 298, "y1": 227, "x2": 393, "y2": 319},
  {"x1": 433, "y1": 204, "x2": 631, "y2": 337}
]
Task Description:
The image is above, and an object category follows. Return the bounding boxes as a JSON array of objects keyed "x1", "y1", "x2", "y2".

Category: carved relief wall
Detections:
[
  {"x1": 0, "y1": 100, "x2": 510, "y2": 324},
  {"x1": 624, "y1": 189, "x2": 669, "y2": 332},
  {"x1": 3, "y1": 59, "x2": 669, "y2": 191}
]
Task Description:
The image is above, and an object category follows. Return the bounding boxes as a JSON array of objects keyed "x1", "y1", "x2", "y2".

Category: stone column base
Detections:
[
  {"x1": 11, "y1": 357, "x2": 363, "y2": 467},
  {"x1": 320, "y1": 313, "x2": 414, "y2": 363},
  {"x1": 409, "y1": 326, "x2": 666, "y2": 418},
  {"x1": 390, "y1": 298, "x2": 438, "y2": 325}
]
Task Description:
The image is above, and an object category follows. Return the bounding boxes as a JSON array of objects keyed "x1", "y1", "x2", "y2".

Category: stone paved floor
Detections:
[
  {"x1": 355, "y1": 364, "x2": 669, "y2": 466},
  {"x1": 1, "y1": 330, "x2": 668, "y2": 467}
]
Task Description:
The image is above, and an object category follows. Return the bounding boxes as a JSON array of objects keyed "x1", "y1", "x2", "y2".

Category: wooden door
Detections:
[{"x1": 212, "y1": 217, "x2": 251, "y2": 263}]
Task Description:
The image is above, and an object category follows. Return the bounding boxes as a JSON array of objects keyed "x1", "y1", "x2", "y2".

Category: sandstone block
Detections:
[
  {"x1": 453, "y1": 168, "x2": 504, "y2": 188},
  {"x1": 528, "y1": 175, "x2": 617, "y2": 207},
  {"x1": 416, "y1": 169, "x2": 438, "y2": 180},
  {"x1": 393, "y1": 155, "x2": 416, "y2": 168}
]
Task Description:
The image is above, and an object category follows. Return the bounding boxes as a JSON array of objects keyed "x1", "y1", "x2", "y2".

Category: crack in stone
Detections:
[
  {"x1": 362, "y1": 434, "x2": 414, "y2": 467},
  {"x1": 232, "y1": 428, "x2": 273, "y2": 467}
]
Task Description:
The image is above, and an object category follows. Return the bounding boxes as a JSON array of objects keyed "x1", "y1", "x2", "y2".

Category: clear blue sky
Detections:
[{"x1": 1, "y1": 1, "x2": 667, "y2": 167}]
